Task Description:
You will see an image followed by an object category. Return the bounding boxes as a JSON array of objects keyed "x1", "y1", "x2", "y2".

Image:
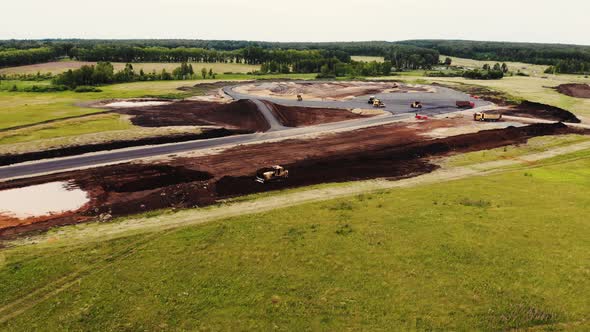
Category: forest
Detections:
[{"x1": 1, "y1": 39, "x2": 589, "y2": 74}]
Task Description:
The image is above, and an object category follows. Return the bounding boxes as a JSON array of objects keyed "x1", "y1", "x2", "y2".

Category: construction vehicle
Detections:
[
  {"x1": 255, "y1": 165, "x2": 289, "y2": 183},
  {"x1": 473, "y1": 112, "x2": 502, "y2": 122},
  {"x1": 373, "y1": 99, "x2": 386, "y2": 108},
  {"x1": 297, "y1": 94, "x2": 303, "y2": 101},
  {"x1": 411, "y1": 101, "x2": 423, "y2": 109},
  {"x1": 456, "y1": 101, "x2": 476, "y2": 109},
  {"x1": 368, "y1": 96, "x2": 376, "y2": 104}
]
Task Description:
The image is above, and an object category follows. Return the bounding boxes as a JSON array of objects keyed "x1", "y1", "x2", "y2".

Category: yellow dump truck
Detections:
[
  {"x1": 373, "y1": 99, "x2": 386, "y2": 108},
  {"x1": 473, "y1": 112, "x2": 502, "y2": 122},
  {"x1": 255, "y1": 165, "x2": 289, "y2": 183}
]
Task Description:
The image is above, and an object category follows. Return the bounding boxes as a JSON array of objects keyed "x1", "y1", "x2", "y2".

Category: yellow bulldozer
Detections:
[{"x1": 255, "y1": 165, "x2": 289, "y2": 183}]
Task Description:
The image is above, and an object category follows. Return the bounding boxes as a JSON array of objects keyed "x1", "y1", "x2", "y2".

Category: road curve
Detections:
[{"x1": 250, "y1": 99, "x2": 287, "y2": 131}]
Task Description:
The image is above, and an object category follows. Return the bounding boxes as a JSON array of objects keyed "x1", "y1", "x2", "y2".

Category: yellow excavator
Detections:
[{"x1": 255, "y1": 165, "x2": 289, "y2": 183}]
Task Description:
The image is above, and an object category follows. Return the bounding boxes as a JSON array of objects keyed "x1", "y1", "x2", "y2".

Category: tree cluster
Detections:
[
  {"x1": 462, "y1": 69, "x2": 504, "y2": 80},
  {"x1": 384, "y1": 45, "x2": 440, "y2": 70},
  {"x1": 0, "y1": 47, "x2": 57, "y2": 67},
  {"x1": 52, "y1": 62, "x2": 211, "y2": 88}
]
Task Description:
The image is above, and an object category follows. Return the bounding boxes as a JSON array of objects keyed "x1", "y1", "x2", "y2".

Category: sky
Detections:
[{"x1": 2, "y1": 0, "x2": 589, "y2": 45}]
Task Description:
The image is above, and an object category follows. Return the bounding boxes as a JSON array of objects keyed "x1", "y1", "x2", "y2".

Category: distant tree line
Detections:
[
  {"x1": 400, "y1": 40, "x2": 590, "y2": 74},
  {"x1": 0, "y1": 40, "x2": 436, "y2": 74},
  {"x1": 0, "y1": 47, "x2": 57, "y2": 67},
  {"x1": 427, "y1": 62, "x2": 507, "y2": 80},
  {"x1": 4, "y1": 39, "x2": 590, "y2": 74}
]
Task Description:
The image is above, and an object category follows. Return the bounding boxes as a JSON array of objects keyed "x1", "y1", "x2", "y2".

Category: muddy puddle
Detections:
[{"x1": 0, "y1": 181, "x2": 89, "y2": 219}]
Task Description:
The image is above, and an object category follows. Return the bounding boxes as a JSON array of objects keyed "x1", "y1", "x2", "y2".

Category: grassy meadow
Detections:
[
  {"x1": 351, "y1": 56, "x2": 385, "y2": 63},
  {"x1": 1, "y1": 148, "x2": 589, "y2": 330}
]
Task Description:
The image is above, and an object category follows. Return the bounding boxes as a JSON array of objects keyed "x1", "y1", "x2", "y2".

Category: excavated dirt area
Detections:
[
  {"x1": 431, "y1": 82, "x2": 581, "y2": 123},
  {"x1": 555, "y1": 83, "x2": 590, "y2": 99},
  {"x1": 113, "y1": 99, "x2": 270, "y2": 132},
  {"x1": 0, "y1": 120, "x2": 581, "y2": 239},
  {"x1": 492, "y1": 101, "x2": 581, "y2": 123},
  {"x1": 234, "y1": 81, "x2": 433, "y2": 101},
  {"x1": 262, "y1": 101, "x2": 371, "y2": 127}
]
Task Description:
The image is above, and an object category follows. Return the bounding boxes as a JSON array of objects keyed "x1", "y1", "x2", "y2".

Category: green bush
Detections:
[
  {"x1": 74, "y1": 86, "x2": 102, "y2": 93},
  {"x1": 22, "y1": 84, "x2": 68, "y2": 92}
]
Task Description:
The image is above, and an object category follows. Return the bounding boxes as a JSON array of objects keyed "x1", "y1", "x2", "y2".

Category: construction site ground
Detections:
[{"x1": 0, "y1": 80, "x2": 588, "y2": 238}]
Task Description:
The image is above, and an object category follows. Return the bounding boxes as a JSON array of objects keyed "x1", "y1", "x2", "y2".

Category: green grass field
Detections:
[
  {"x1": 351, "y1": 56, "x2": 385, "y2": 63},
  {"x1": 0, "y1": 113, "x2": 133, "y2": 145},
  {"x1": 444, "y1": 134, "x2": 590, "y2": 167},
  {"x1": 1, "y1": 148, "x2": 589, "y2": 330}
]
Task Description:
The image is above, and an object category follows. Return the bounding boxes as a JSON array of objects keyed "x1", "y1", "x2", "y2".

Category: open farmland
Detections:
[
  {"x1": 351, "y1": 55, "x2": 385, "y2": 62},
  {"x1": 0, "y1": 61, "x2": 261, "y2": 75}
]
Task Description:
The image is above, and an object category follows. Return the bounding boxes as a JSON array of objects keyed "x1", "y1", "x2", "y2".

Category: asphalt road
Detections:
[
  {"x1": 223, "y1": 83, "x2": 490, "y2": 116},
  {"x1": 0, "y1": 82, "x2": 488, "y2": 181}
]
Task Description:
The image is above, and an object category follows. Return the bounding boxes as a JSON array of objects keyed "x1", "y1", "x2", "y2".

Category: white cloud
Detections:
[{"x1": 1, "y1": 0, "x2": 588, "y2": 45}]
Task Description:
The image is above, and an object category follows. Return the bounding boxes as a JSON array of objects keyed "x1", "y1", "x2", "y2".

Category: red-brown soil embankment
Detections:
[
  {"x1": 0, "y1": 121, "x2": 579, "y2": 239},
  {"x1": 555, "y1": 83, "x2": 590, "y2": 99},
  {"x1": 263, "y1": 101, "x2": 370, "y2": 127},
  {"x1": 114, "y1": 99, "x2": 270, "y2": 132}
]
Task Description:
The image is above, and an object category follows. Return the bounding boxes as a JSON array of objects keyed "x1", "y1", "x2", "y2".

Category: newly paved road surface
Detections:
[
  {"x1": 0, "y1": 82, "x2": 489, "y2": 181},
  {"x1": 223, "y1": 83, "x2": 490, "y2": 116}
]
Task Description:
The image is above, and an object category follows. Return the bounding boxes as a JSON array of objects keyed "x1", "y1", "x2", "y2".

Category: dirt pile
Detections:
[
  {"x1": 0, "y1": 121, "x2": 580, "y2": 239},
  {"x1": 263, "y1": 101, "x2": 370, "y2": 127},
  {"x1": 555, "y1": 83, "x2": 590, "y2": 99},
  {"x1": 115, "y1": 99, "x2": 270, "y2": 132},
  {"x1": 234, "y1": 81, "x2": 432, "y2": 101},
  {"x1": 496, "y1": 101, "x2": 581, "y2": 123}
]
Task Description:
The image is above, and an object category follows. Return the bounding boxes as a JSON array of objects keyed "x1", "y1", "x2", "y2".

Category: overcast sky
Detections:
[{"x1": 2, "y1": 0, "x2": 589, "y2": 45}]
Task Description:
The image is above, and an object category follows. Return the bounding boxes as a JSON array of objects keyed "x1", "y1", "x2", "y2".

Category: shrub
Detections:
[
  {"x1": 74, "y1": 86, "x2": 102, "y2": 93},
  {"x1": 22, "y1": 84, "x2": 68, "y2": 92}
]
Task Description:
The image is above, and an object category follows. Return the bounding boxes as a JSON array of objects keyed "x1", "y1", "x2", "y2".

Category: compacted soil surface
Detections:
[
  {"x1": 114, "y1": 99, "x2": 270, "y2": 132},
  {"x1": 493, "y1": 101, "x2": 581, "y2": 123},
  {"x1": 262, "y1": 101, "x2": 371, "y2": 127},
  {"x1": 0, "y1": 119, "x2": 580, "y2": 239}
]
